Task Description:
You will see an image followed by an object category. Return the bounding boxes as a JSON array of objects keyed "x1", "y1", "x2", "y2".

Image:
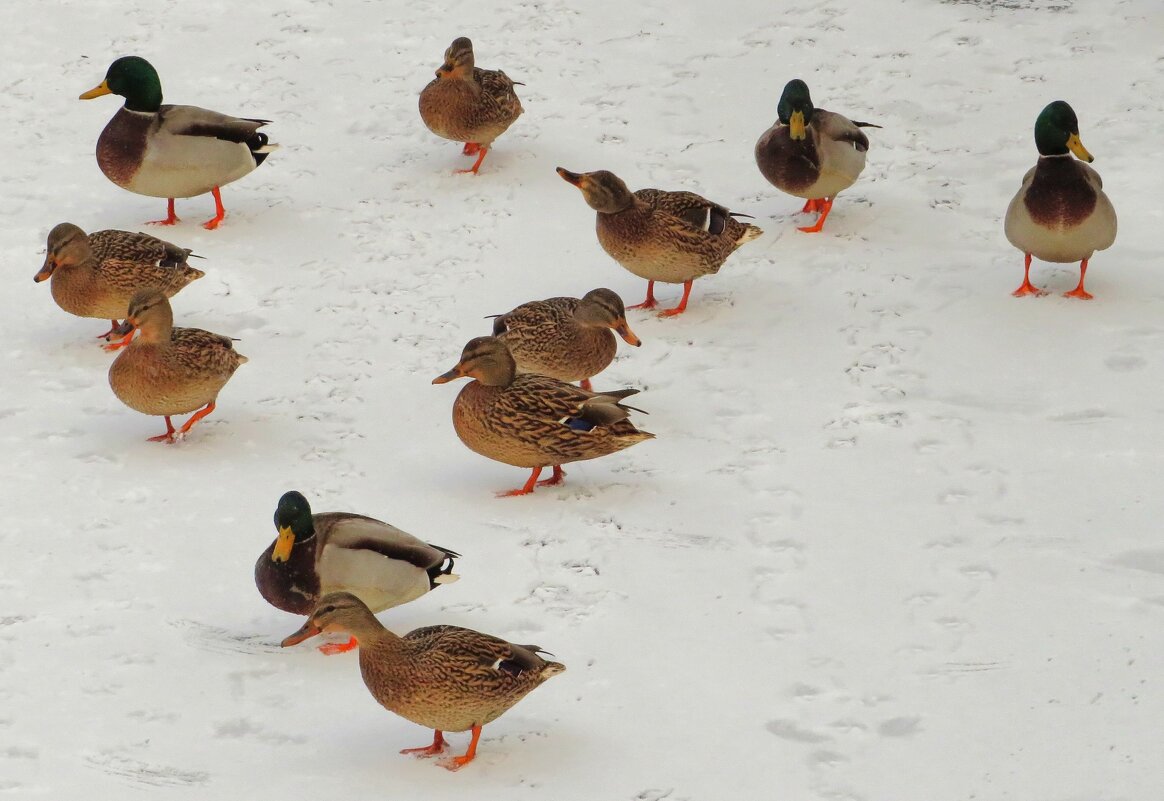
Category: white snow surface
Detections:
[{"x1": 2, "y1": 0, "x2": 1162, "y2": 799}]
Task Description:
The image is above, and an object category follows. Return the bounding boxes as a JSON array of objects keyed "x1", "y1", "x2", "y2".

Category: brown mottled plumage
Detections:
[
  {"x1": 556, "y1": 168, "x2": 762, "y2": 316},
  {"x1": 34, "y1": 223, "x2": 203, "y2": 349},
  {"x1": 419, "y1": 37, "x2": 523, "y2": 174},
  {"x1": 491, "y1": 288, "x2": 641, "y2": 389},
  {"x1": 432, "y1": 336, "x2": 653, "y2": 496},
  {"x1": 299, "y1": 592, "x2": 564, "y2": 771},
  {"x1": 107, "y1": 289, "x2": 247, "y2": 442}
]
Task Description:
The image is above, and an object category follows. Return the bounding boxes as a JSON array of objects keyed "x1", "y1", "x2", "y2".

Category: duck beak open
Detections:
[
  {"x1": 613, "y1": 319, "x2": 641, "y2": 347},
  {"x1": 1066, "y1": 133, "x2": 1093, "y2": 163},
  {"x1": 280, "y1": 619, "x2": 321, "y2": 648},
  {"x1": 556, "y1": 167, "x2": 585, "y2": 188},
  {"x1": 790, "y1": 110, "x2": 806, "y2": 140},
  {"x1": 79, "y1": 80, "x2": 112, "y2": 100},
  {"x1": 432, "y1": 364, "x2": 465, "y2": 384},
  {"x1": 272, "y1": 526, "x2": 295, "y2": 562}
]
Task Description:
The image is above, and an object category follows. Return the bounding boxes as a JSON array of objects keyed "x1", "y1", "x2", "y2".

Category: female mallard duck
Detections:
[
  {"x1": 754, "y1": 79, "x2": 880, "y2": 233},
  {"x1": 257, "y1": 490, "x2": 459, "y2": 655},
  {"x1": 432, "y1": 336, "x2": 653, "y2": 496},
  {"x1": 556, "y1": 168, "x2": 762, "y2": 316},
  {"x1": 107, "y1": 289, "x2": 247, "y2": 442},
  {"x1": 79, "y1": 56, "x2": 277, "y2": 229},
  {"x1": 490, "y1": 288, "x2": 641, "y2": 391},
  {"x1": 418, "y1": 37, "x2": 524, "y2": 174},
  {"x1": 1004, "y1": 101, "x2": 1117, "y2": 299},
  {"x1": 34, "y1": 222, "x2": 204, "y2": 350},
  {"x1": 289, "y1": 592, "x2": 564, "y2": 771}
]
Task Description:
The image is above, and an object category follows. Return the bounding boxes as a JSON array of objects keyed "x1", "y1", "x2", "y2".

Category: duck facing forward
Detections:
[
  {"x1": 1004, "y1": 101, "x2": 1116, "y2": 299},
  {"x1": 291, "y1": 592, "x2": 564, "y2": 771},
  {"x1": 257, "y1": 490, "x2": 459, "y2": 654},
  {"x1": 80, "y1": 56, "x2": 277, "y2": 229}
]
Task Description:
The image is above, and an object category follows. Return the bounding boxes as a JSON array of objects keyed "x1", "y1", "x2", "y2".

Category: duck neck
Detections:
[{"x1": 135, "y1": 307, "x2": 174, "y2": 345}]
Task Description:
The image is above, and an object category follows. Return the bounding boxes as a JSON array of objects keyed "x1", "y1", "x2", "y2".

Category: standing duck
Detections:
[
  {"x1": 1004, "y1": 101, "x2": 1117, "y2": 299},
  {"x1": 80, "y1": 56, "x2": 277, "y2": 229},
  {"x1": 754, "y1": 79, "x2": 880, "y2": 233},
  {"x1": 556, "y1": 168, "x2": 762, "y2": 316},
  {"x1": 288, "y1": 592, "x2": 564, "y2": 771},
  {"x1": 491, "y1": 288, "x2": 641, "y2": 391},
  {"x1": 432, "y1": 336, "x2": 653, "y2": 496},
  {"x1": 35, "y1": 222, "x2": 204, "y2": 350},
  {"x1": 107, "y1": 289, "x2": 247, "y2": 442},
  {"x1": 257, "y1": 490, "x2": 459, "y2": 654},
  {"x1": 418, "y1": 37, "x2": 524, "y2": 174}
]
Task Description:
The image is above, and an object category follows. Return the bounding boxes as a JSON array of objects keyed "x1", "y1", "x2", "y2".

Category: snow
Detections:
[{"x1": 2, "y1": 0, "x2": 1162, "y2": 799}]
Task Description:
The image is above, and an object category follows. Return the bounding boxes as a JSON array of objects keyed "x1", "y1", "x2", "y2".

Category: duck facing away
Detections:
[
  {"x1": 755, "y1": 79, "x2": 880, "y2": 233},
  {"x1": 80, "y1": 56, "x2": 277, "y2": 229},
  {"x1": 107, "y1": 289, "x2": 247, "y2": 442},
  {"x1": 35, "y1": 222, "x2": 204, "y2": 350},
  {"x1": 491, "y1": 288, "x2": 641, "y2": 391},
  {"x1": 257, "y1": 490, "x2": 459, "y2": 654},
  {"x1": 1004, "y1": 101, "x2": 1116, "y2": 299},
  {"x1": 419, "y1": 37, "x2": 523, "y2": 175},
  {"x1": 432, "y1": 336, "x2": 653, "y2": 496},
  {"x1": 557, "y1": 168, "x2": 762, "y2": 316},
  {"x1": 296, "y1": 592, "x2": 564, "y2": 771}
]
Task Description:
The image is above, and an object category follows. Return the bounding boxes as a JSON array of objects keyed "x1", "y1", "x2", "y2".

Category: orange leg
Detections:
[
  {"x1": 462, "y1": 142, "x2": 481, "y2": 155},
  {"x1": 498, "y1": 467, "x2": 542, "y2": 497},
  {"x1": 537, "y1": 465, "x2": 566, "y2": 487},
  {"x1": 659, "y1": 280, "x2": 694, "y2": 317},
  {"x1": 147, "y1": 198, "x2": 180, "y2": 226},
  {"x1": 401, "y1": 730, "x2": 447, "y2": 758},
  {"x1": 800, "y1": 198, "x2": 822, "y2": 213},
  {"x1": 318, "y1": 636, "x2": 358, "y2": 655},
  {"x1": 440, "y1": 725, "x2": 482, "y2": 771},
  {"x1": 148, "y1": 416, "x2": 178, "y2": 443},
  {"x1": 1063, "y1": 259, "x2": 1093, "y2": 300},
  {"x1": 177, "y1": 401, "x2": 217, "y2": 437},
  {"x1": 202, "y1": 187, "x2": 226, "y2": 230},
  {"x1": 1012, "y1": 253, "x2": 1044, "y2": 297},
  {"x1": 628, "y1": 280, "x2": 658, "y2": 310},
  {"x1": 580, "y1": 378, "x2": 593, "y2": 392},
  {"x1": 797, "y1": 197, "x2": 834, "y2": 233},
  {"x1": 455, "y1": 146, "x2": 489, "y2": 175}
]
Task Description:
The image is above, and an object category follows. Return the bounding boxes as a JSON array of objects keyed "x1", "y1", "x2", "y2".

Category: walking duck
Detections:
[
  {"x1": 258, "y1": 490, "x2": 459, "y2": 654},
  {"x1": 754, "y1": 79, "x2": 880, "y2": 233},
  {"x1": 1004, "y1": 101, "x2": 1117, "y2": 299},
  {"x1": 432, "y1": 336, "x2": 653, "y2": 496},
  {"x1": 35, "y1": 222, "x2": 203, "y2": 349},
  {"x1": 80, "y1": 56, "x2": 277, "y2": 229},
  {"x1": 107, "y1": 289, "x2": 247, "y2": 442},
  {"x1": 557, "y1": 168, "x2": 762, "y2": 316},
  {"x1": 419, "y1": 37, "x2": 524, "y2": 174},
  {"x1": 289, "y1": 592, "x2": 564, "y2": 770}
]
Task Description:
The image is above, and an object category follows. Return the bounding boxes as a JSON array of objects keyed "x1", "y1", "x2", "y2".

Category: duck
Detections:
[
  {"x1": 556, "y1": 168, "x2": 763, "y2": 316},
  {"x1": 418, "y1": 37, "x2": 523, "y2": 174},
  {"x1": 80, "y1": 56, "x2": 277, "y2": 229},
  {"x1": 1004, "y1": 100, "x2": 1117, "y2": 299},
  {"x1": 288, "y1": 592, "x2": 564, "y2": 771},
  {"x1": 490, "y1": 288, "x2": 641, "y2": 391},
  {"x1": 34, "y1": 222, "x2": 204, "y2": 350},
  {"x1": 107, "y1": 289, "x2": 247, "y2": 442},
  {"x1": 432, "y1": 336, "x2": 653, "y2": 496},
  {"x1": 257, "y1": 490, "x2": 459, "y2": 655},
  {"x1": 754, "y1": 79, "x2": 880, "y2": 233}
]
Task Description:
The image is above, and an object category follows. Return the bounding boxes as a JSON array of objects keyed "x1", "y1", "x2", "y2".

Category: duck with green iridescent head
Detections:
[
  {"x1": 754, "y1": 79, "x2": 880, "y2": 233},
  {"x1": 80, "y1": 56, "x2": 278, "y2": 229},
  {"x1": 1005, "y1": 101, "x2": 1116, "y2": 300}
]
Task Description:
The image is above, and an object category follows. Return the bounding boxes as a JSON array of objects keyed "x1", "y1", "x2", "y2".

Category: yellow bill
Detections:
[
  {"x1": 79, "y1": 81, "x2": 112, "y2": 100},
  {"x1": 1066, "y1": 133, "x2": 1093, "y2": 163},
  {"x1": 272, "y1": 526, "x2": 295, "y2": 562},
  {"x1": 790, "y1": 110, "x2": 806, "y2": 140}
]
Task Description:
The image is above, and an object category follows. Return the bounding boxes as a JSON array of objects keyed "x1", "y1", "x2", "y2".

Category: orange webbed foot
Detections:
[
  {"x1": 1011, "y1": 282, "x2": 1045, "y2": 298},
  {"x1": 1063, "y1": 287, "x2": 1094, "y2": 300},
  {"x1": 536, "y1": 466, "x2": 566, "y2": 487},
  {"x1": 401, "y1": 731, "x2": 447, "y2": 758},
  {"x1": 438, "y1": 754, "x2": 475, "y2": 771}
]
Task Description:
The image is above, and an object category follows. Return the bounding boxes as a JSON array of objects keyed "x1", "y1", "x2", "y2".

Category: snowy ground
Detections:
[{"x1": 2, "y1": 0, "x2": 1162, "y2": 799}]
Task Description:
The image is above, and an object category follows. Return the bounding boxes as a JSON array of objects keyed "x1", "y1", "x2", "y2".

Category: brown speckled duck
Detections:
[
  {"x1": 754, "y1": 79, "x2": 880, "y2": 233},
  {"x1": 80, "y1": 56, "x2": 277, "y2": 229},
  {"x1": 491, "y1": 288, "x2": 641, "y2": 391},
  {"x1": 35, "y1": 223, "x2": 204, "y2": 350},
  {"x1": 556, "y1": 168, "x2": 762, "y2": 316},
  {"x1": 432, "y1": 336, "x2": 653, "y2": 496},
  {"x1": 1004, "y1": 101, "x2": 1117, "y2": 300},
  {"x1": 257, "y1": 490, "x2": 459, "y2": 655},
  {"x1": 107, "y1": 289, "x2": 247, "y2": 442},
  {"x1": 289, "y1": 592, "x2": 564, "y2": 771},
  {"x1": 418, "y1": 37, "x2": 524, "y2": 174}
]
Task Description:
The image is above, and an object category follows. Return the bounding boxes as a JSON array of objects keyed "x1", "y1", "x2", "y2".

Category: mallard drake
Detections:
[
  {"x1": 35, "y1": 222, "x2": 204, "y2": 350},
  {"x1": 289, "y1": 592, "x2": 564, "y2": 770},
  {"x1": 107, "y1": 289, "x2": 247, "y2": 442},
  {"x1": 490, "y1": 288, "x2": 641, "y2": 391},
  {"x1": 432, "y1": 336, "x2": 653, "y2": 496},
  {"x1": 418, "y1": 37, "x2": 523, "y2": 174},
  {"x1": 257, "y1": 490, "x2": 459, "y2": 655},
  {"x1": 80, "y1": 56, "x2": 277, "y2": 229},
  {"x1": 556, "y1": 168, "x2": 762, "y2": 316},
  {"x1": 1004, "y1": 101, "x2": 1117, "y2": 299},
  {"x1": 754, "y1": 79, "x2": 880, "y2": 233}
]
